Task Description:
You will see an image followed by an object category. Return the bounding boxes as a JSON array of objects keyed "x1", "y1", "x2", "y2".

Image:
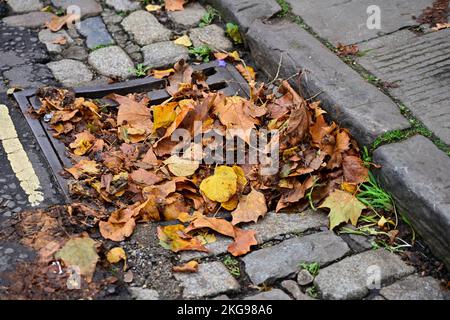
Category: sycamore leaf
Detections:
[
  {"x1": 55, "y1": 236, "x2": 99, "y2": 282},
  {"x1": 163, "y1": 155, "x2": 199, "y2": 177},
  {"x1": 174, "y1": 35, "x2": 192, "y2": 47},
  {"x1": 199, "y1": 165, "x2": 237, "y2": 203},
  {"x1": 66, "y1": 159, "x2": 100, "y2": 179},
  {"x1": 157, "y1": 224, "x2": 208, "y2": 252},
  {"x1": 106, "y1": 247, "x2": 127, "y2": 270},
  {"x1": 165, "y1": 0, "x2": 185, "y2": 11},
  {"x1": 185, "y1": 216, "x2": 236, "y2": 238},
  {"x1": 69, "y1": 131, "x2": 95, "y2": 155},
  {"x1": 319, "y1": 189, "x2": 366, "y2": 230},
  {"x1": 231, "y1": 188, "x2": 267, "y2": 225},
  {"x1": 172, "y1": 260, "x2": 199, "y2": 273},
  {"x1": 227, "y1": 228, "x2": 257, "y2": 256}
]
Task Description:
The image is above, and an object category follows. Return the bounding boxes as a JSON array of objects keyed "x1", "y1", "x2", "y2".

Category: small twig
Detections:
[{"x1": 268, "y1": 53, "x2": 283, "y2": 85}]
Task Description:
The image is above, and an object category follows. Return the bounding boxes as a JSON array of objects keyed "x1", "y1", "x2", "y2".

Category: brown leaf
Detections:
[
  {"x1": 46, "y1": 13, "x2": 79, "y2": 32},
  {"x1": 157, "y1": 225, "x2": 208, "y2": 252},
  {"x1": 231, "y1": 188, "x2": 267, "y2": 225},
  {"x1": 99, "y1": 218, "x2": 136, "y2": 242},
  {"x1": 185, "y1": 216, "x2": 236, "y2": 238},
  {"x1": 129, "y1": 168, "x2": 162, "y2": 186},
  {"x1": 108, "y1": 93, "x2": 153, "y2": 131},
  {"x1": 165, "y1": 0, "x2": 185, "y2": 11},
  {"x1": 227, "y1": 228, "x2": 257, "y2": 256},
  {"x1": 342, "y1": 155, "x2": 369, "y2": 184}
]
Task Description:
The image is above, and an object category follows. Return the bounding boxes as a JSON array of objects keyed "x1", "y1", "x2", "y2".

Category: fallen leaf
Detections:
[
  {"x1": 236, "y1": 64, "x2": 255, "y2": 82},
  {"x1": 164, "y1": 155, "x2": 199, "y2": 177},
  {"x1": 99, "y1": 218, "x2": 136, "y2": 242},
  {"x1": 231, "y1": 188, "x2": 267, "y2": 225},
  {"x1": 129, "y1": 168, "x2": 162, "y2": 186},
  {"x1": 109, "y1": 93, "x2": 152, "y2": 131},
  {"x1": 432, "y1": 22, "x2": 450, "y2": 31},
  {"x1": 153, "y1": 102, "x2": 177, "y2": 130},
  {"x1": 55, "y1": 236, "x2": 99, "y2": 282},
  {"x1": 227, "y1": 228, "x2": 257, "y2": 256},
  {"x1": 157, "y1": 224, "x2": 208, "y2": 252},
  {"x1": 66, "y1": 159, "x2": 99, "y2": 179},
  {"x1": 319, "y1": 189, "x2": 366, "y2": 230},
  {"x1": 69, "y1": 131, "x2": 95, "y2": 155},
  {"x1": 199, "y1": 165, "x2": 237, "y2": 203},
  {"x1": 151, "y1": 68, "x2": 175, "y2": 79},
  {"x1": 336, "y1": 43, "x2": 359, "y2": 57},
  {"x1": 342, "y1": 155, "x2": 369, "y2": 184},
  {"x1": 186, "y1": 216, "x2": 236, "y2": 238},
  {"x1": 165, "y1": 0, "x2": 185, "y2": 11},
  {"x1": 52, "y1": 36, "x2": 67, "y2": 45},
  {"x1": 106, "y1": 247, "x2": 127, "y2": 270},
  {"x1": 174, "y1": 35, "x2": 192, "y2": 47},
  {"x1": 145, "y1": 4, "x2": 162, "y2": 12},
  {"x1": 46, "y1": 13, "x2": 79, "y2": 32},
  {"x1": 172, "y1": 260, "x2": 199, "y2": 273}
]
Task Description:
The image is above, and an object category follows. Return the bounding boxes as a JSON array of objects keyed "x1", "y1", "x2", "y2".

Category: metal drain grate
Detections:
[{"x1": 13, "y1": 62, "x2": 250, "y2": 201}]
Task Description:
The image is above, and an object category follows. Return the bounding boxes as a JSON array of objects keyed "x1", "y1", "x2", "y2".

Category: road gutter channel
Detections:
[{"x1": 203, "y1": 0, "x2": 450, "y2": 269}]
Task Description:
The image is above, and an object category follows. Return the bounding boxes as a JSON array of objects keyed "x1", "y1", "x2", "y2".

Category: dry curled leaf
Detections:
[
  {"x1": 165, "y1": 0, "x2": 185, "y2": 11},
  {"x1": 231, "y1": 188, "x2": 267, "y2": 225},
  {"x1": 106, "y1": 247, "x2": 127, "y2": 270}
]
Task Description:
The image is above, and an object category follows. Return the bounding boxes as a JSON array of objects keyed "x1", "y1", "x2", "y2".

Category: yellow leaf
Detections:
[
  {"x1": 145, "y1": 4, "x2": 162, "y2": 12},
  {"x1": 55, "y1": 236, "x2": 99, "y2": 283},
  {"x1": 152, "y1": 68, "x2": 175, "y2": 79},
  {"x1": 106, "y1": 247, "x2": 127, "y2": 270},
  {"x1": 153, "y1": 102, "x2": 178, "y2": 130},
  {"x1": 174, "y1": 35, "x2": 192, "y2": 47},
  {"x1": 172, "y1": 260, "x2": 198, "y2": 273},
  {"x1": 200, "y1": 166, "x2": 237, "y2": 203},
  {"x1": 229, "y1": 51, "x2": 240, "y2": 61},
  {"x1": 232, "y1": 165, "x2": 247, "y2": 191},
  {"x1": 157, "y1": 224, "x2": 208, "y2": 253},
  {"x1": 319, "y1": 189, "x2": 366, "y2": 230},
  {"x1": 69, "y1": 131, "x2": 96, "y2": 155},
  {"x1": 221, "y1": 195, "x2": 238, "y2": 210},
  {"x1": 163, "y1": 155, "x2": 199, "y2": 177},
  {"x1": 65, "y1": 159, "x2": 100, "y2": 179},
  {"x1": 195, "y1": 231, "x2": 217, "y2": 245}
]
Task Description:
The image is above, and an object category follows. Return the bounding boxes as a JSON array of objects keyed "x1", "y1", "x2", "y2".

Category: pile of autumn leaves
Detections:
[{"x1": 35, "y1": 60, "x2": 369, "y2": 259}]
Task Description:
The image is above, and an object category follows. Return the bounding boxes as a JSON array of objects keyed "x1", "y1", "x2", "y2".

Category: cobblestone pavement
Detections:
[{"x1": 0, "y1": 0, "x2": 449, "y2": 300}]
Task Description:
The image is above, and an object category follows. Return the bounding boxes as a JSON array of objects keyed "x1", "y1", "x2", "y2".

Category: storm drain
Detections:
[{"x1": 13, "y1": 62, "x2": 250, "y2": 201}]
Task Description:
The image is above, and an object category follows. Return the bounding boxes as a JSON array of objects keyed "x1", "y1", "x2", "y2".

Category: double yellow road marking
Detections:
[{"x1": 0, "y1": 104, "x2": 43, "y2": 206}]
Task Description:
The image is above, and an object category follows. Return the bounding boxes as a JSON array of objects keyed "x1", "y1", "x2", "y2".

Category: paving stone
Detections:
[
  {"x1": 3, "y1": 64, "x2": 54, "y2": 88},
  {"x1": 47, "y1": 59, "x2": 93, "y2": 87},
  {"x1": 380, "y1": 274, "x2": 446, "y2": 300},
  {"x1": 243, "y1": 210, "x2": 328, "y2": 243},
  {"x1": 174, "y1": 261, "x2": 239, "y2": 298},
  {"x1": 314, "y1": 249, "x2": 415, "y2": 300},
  {"x1": 38, "y1": 29, "x2": 73, "y2": 53},
  {"x1": 358, "y1": 28, "x2": 450, "y2": 144},
  {"x1": 76, "y1": 17, "x2": 114, "y2": 49},
  {"x1": 285, "y1": 0, "x2": 432, "y2": 45},
  {"x1": 0, "y1": 242, "x2": 35, "y2": 286},
  {"x1": 121, "y1": 10, "x2": 171, "y2": 46},
  {"x1": 62, "y1": 45, "x2": 88, "y2": 60},
  {"x1": 105, "y1": 0, "x2": 140, "y2": 12},
  {"x1": 244, "y1": 289, "x2": 291, "y2": 300},
  {"x1": 179, "y1": 211, "x2": 328, "y2": 262},
  {"x1": 88, "y1": 45, "x2": 134, "y2": 78},
  {"x1": 208, "y1": 0, "x2": 281, "y2": 32},
  {"x1": 242, "y1": 231, "x2": 350, "y2": 285},
  {"x1": 7, "y1": 0, "x2": 43, "y2": 12},
  {"x1": 129, "y1": 287, "x2": 160, "y2": 300},
  {"x1": 281, "y1": 280, "x2": 314, "y2": 300},
  {"x1": 51, "y1": 0, "x2": 102, "y2": 17},
  {"x1": 297, "y1": 269, "x2": 314, "y2": 286},
  {"x1": 142, "y1": 41, "x2": 189, "y2": 69},
  {"x1": 373, "y1": 135, "x2": 450, "y2": 269},
  {"x1": 212, "y1": 294, "x2": 230, "y2": 300},
  {"x1": 0, "y1": 52, "x2": 24, "y2": 69},
  {"x1": 189, "y1": 24, "x2": 233, "y2": 51},
  {"x1": 167, "y1": 2, "x2": 206, "y2": 28},
  {"x1": 2, "y1": 11, "x2": 54, "y2": 28},
  {"x1": 340, "y1": 232, "x2": 373, "y2": 253},
  {"x1": 246, "y1": 20, "x2": 410, "y2": 146}
]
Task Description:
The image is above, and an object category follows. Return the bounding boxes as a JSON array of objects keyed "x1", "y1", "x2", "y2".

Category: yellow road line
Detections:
[{"x1": 0, "y1": 104, "x2": 44, "y2": 206}]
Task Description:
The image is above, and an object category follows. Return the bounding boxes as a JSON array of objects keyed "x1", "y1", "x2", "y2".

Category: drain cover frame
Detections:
[{"x1": 13, "y1": 62, "x2": 250, "y2": 202}]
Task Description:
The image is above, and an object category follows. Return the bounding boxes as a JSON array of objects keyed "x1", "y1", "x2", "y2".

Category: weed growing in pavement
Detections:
[
  {"x1": 305, "y1": 286, "x2": 318, "y2": 298},
  {"x1": 129, "y1": 64, "x2": 151, "y2": 77},
  {"x1": 223, "y1": 255, "x2": 241, "y2": 277},
  {"x1": 357, "y1": 172, "x2": 394, "y2": 213},
  {"x1": 189, "y1": 45, "x2": 213, "y2": 62},
  {"x1": 276, "y1": 0, "x2": 291, "y2": 17},
  {"x1": 299, "y1": 262, "x2": 320, "y2": 277},
  {"x1": 91, "y1": 43, "x2": 115, "y2": 51},
  {"x1": 226, "y1": 23, "x2": 243, "y2": 44},
  {"x1": 199, "y1": 6, "x2": 220, "y2": 27}
]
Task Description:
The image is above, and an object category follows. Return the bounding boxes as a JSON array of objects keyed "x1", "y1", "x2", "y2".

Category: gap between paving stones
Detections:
[{"x1": 204, "y1": 0, "x2": 450, "y2": 271}]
